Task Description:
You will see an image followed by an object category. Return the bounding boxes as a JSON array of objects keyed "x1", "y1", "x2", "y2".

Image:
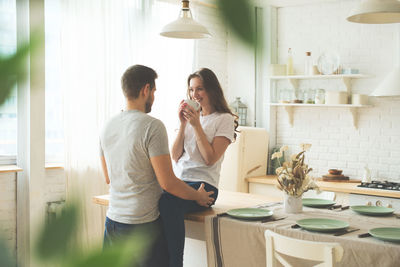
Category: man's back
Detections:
[{"x1": 100, "y1": 109, "x2": 169, "y2": 224}]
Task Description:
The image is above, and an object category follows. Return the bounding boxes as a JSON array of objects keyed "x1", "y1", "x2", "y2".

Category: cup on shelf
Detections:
[
  {"x1": 351, "y1": 94, "x2": 368, "y2": 105},
  {"x1": 325, "y1": 91, "x2": 348, "y2": 105}
]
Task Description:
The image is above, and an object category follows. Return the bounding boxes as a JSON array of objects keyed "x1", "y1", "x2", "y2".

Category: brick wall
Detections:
[
  {"x1": 0, "y1": 172, "x2": 16, "y2": 258},
  {"x1": 194, "y1": 2, "x2": 228, "y2": 92},
  {"x1": 274, "y1": 0, "x2": 400, "y2": 181},
  {"x1": 0, "y1": 168, "x2": 65, "y2": 261}
]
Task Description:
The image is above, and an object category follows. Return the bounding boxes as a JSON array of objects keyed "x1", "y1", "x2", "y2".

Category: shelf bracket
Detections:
[
  {"x1": 284, "y1": 106, "x2": 294, "y2": 127},
  {"x1": 342, "y1": 77, "x2": 351, "y2": 92},
  {"x1": 288, "y1": 78, "x2": 299, "y2": 89},
  {"x1": 349, "y1": 107, "x2": 358, "y2": 129}
]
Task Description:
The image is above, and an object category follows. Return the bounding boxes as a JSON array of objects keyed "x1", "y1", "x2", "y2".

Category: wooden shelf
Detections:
[
  {"x1": 0, "y1": 165, "x2": 23, "y2": 173},
  {"x1": 269, "y1": 74, "x2": 369, "y2": 80},
  {"x1": 269, "y1": 103, "x2": 372, "y2": 108},
  {"x1": 269, "y1": 103, "x2": 372, "y2": 129},
  {"x1": 268, "y1": 74, "x2": 370, "y2": 91}
]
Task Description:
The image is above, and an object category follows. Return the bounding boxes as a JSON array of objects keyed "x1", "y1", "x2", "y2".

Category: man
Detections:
[{"x1": 99, "y1": 65, "x2": 214, "y2": 267}]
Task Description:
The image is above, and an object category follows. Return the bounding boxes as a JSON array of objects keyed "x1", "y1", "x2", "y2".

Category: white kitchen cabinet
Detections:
[{"x1": 266, "y1": 74, "x2": 372, "y2": 129}]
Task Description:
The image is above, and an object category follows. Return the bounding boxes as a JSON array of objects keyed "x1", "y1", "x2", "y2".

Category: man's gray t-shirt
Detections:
[{"x1": 99, "y1": 110, "x2": 169, "y2": 224}]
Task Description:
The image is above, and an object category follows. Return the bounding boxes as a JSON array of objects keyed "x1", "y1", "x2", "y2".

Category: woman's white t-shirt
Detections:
[{"x1": 173, "y1": 112, "x2": 235, "y2": 188}]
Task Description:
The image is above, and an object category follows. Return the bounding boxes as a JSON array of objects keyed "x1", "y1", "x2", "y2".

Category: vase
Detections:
[{"x1": 283, "y1": 193, "x2": 303, "y2": 213}]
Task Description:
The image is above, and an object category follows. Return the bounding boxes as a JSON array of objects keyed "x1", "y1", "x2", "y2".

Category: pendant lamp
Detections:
[
  {"x1": 370, "y1": 67, "x2": 400, "y2": 96},
  {"x1": 160, "y1": 0, "x2": 211, "y2": 39},
  {"x1": 369, "y1": 22, "x2": 400, "y2": 97},
  {"x1": 347, "y1": 0, "x2": 400, "y2": 24}
]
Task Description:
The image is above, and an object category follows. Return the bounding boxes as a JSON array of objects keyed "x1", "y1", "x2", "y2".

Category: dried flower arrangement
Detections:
[{"x1": 271, "y1": 144, "x2": 318, "y2": 197}]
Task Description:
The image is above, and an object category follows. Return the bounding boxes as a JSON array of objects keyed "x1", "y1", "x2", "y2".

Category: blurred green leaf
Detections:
[
  {"x1": 0, "y1": 237, "x2": 16, "y2": 267},
  {"x1": 0, "y1": 33, "x2": 41, "y2": 106},
  {"x1": 34, "y1": 202, "x2": 79, "y2": 261},
  {"x1": 218, "y1": 0, "x2": 256, "y2": 47},
  {"x1": 0, "y1": 43, "x2": 29, "y2": 106},
  {"x1": 67, "y1": 228, "x2": 154, "y2": 267}
]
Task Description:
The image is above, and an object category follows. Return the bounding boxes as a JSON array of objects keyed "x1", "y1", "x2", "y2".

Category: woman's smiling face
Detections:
[{"x1": 189, "y1": 77, "x2": 209, "y2": 107}]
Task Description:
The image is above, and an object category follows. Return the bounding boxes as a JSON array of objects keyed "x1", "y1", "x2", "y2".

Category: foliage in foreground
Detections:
[{"x1": 1, "y1": 201, "x2": 153, "y2": 267}]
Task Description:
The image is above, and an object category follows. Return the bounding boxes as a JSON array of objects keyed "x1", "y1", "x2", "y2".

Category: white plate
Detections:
[{"x1": 317, "y1": 52, "x2": 340, "y2": 75}]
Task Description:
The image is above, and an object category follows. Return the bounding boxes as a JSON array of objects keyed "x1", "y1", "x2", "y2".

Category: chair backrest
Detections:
[
  {"x1": 303, "y1": 189, "x2": 336, "y2": 201},
  {"x1": 264, "y1": 230, "x2": 343, "y2": 267},
  {"x1": 219, "y1": 126, "x2": 269, "y2": 193}
]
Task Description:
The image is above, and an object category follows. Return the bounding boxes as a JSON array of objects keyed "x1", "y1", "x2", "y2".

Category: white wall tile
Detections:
[{"x1": 274, "y1": 0, "x2": 400, "y2": 181}]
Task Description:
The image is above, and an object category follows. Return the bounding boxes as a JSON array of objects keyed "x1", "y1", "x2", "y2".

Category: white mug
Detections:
[
  {"x1": 183, "y1": 99, "x2": 200, "y2": 111},
  {"x1": 351, "y1": 94, "x2": 368, "y2": 105}
]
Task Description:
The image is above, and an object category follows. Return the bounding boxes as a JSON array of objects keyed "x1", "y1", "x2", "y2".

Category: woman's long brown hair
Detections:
[{"x1": 187, "y1": 68, "x2": 239, "y2": 140}]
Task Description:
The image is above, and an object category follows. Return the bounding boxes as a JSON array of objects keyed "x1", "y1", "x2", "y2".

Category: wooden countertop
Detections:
[
  {"x1": 246, "y1": 175, "x2": 400, "y2": 199},
  {"x1": 92, "y1": 191, "x2": 281, "y2": 223}
]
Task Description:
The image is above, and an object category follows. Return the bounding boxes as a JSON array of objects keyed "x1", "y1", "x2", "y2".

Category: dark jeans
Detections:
[
  {"x1": 158, "y1": 182, "x2": 218, "y2": 267},
  {"x1": 103, "y1": 216, "x2": 169, "y2": 267}
]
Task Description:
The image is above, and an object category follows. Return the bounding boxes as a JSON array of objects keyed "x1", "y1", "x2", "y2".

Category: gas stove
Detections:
[{"x1": 357, "y1": 180, "x2": 400, "y2": 191}]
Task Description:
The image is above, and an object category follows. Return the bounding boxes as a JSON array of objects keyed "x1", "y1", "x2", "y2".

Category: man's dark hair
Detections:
[{"x1": 121, "y1": 65, "x2": 158, "y2": 99}]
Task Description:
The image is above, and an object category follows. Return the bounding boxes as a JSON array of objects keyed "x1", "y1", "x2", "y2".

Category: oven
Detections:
[
  {"x1": 349, "y1": 193, "x2": 400, "y2": 210},
  {"x1": 349, "y1": 180, "x2": 400, "y2": 210}
]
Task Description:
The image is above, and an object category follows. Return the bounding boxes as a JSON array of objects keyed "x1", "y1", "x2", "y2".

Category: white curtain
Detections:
[{"x1": 60, "y1": 0, "x2": 194, "y2": 250}]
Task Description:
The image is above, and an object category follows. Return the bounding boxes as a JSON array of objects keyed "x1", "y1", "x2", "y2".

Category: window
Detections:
[
  {"x1": 45, "y1": 0, "x2": 63, "y2": 163},
  {"x1": 0, "y1": 0, "x2": 17, "y2": 165}
]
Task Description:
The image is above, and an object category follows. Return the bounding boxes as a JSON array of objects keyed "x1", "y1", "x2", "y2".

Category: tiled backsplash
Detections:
[
  {"x1": 276, "y1": 98, "x2": 400, "y2": 181},
  {"x1": 274, "y1": 0, "x2": 400, "y2": 182}
]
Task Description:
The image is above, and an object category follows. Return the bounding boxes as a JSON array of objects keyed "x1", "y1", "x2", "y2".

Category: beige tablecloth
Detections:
[{"x1": 205, "y1": 205, "x2": 400, "y2": 267}]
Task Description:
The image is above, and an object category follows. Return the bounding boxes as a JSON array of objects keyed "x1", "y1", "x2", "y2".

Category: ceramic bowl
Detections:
[{"x1": 328, "y1": 169, "x2": 343, "y2": 175}]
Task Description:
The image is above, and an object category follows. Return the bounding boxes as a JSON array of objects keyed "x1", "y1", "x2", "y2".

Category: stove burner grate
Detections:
[{"x1": 358, "y1": 180, "x2": 400, "y2": 191}]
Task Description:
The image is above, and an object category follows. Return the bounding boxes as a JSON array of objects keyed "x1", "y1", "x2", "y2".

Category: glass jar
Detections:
[
  {"x1": 305, "y1": 89, "x2": 315, "y2": 104},
  {"x1": 278, "y1": 88, "x2": 291, "y2": 103},
  {"x1": 293, "y1": 88, "x2": 304, "y2": 103},
  {"x1": 315, "y1": 89, "x2": 325, "y2": 104}
]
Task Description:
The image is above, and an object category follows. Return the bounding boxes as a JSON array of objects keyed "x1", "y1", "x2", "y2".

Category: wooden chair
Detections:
[
  {"x1": 303, "y1": 189, "x2": 336, "y2": 201},
  {"x1": 264, "y1": 230, "x2": 344, "y2": 267}
]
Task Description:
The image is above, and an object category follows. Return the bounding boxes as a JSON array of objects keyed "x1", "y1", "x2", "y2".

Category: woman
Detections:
[{"x1": 159, "y1": 68, "x2": 238, "y2": 267}]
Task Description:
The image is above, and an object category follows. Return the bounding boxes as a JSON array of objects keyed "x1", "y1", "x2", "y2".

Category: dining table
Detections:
[
  {"x1": 92, "y1": 191, "x2": 400, "y2": 267},
  {"x1": 205, "y1": 202, "x2": 400, "y2": 267}
]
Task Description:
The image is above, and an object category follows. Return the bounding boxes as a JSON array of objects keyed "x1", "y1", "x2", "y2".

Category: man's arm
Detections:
[
  {"x1": 150, "y1": 154, "x2": 214, "y2": 207},
  {"x1": 100, "y1": 156, "x2": 110, "y2": 184}
]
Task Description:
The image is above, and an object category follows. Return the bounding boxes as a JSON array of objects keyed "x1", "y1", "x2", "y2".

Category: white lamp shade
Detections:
[
  {"x1": 370, "y1": 67, "x2": 400, "y2": 96},
  {"x1": 347, "y1": 0, "x2": 400, "y2": 24},
  {"x1": 160, "y1": 8, "x2": 211, "y2": 39}
]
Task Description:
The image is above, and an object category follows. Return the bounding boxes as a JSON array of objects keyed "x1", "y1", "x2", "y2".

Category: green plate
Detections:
[
  {"x1": 350, "y1": 205, "x2": 394, "y2": 216},
  {"x1": 296, "y1": 218, "x2": 349, "y2": 232},
  {"x1": 226, "y1": 208, "x2": 273, "y2": 220},
  {"x1": 302, "y1": 198, "x2": 336, "y2": 208},
  {"x1": 369, "y1": 227, "x2": 400, "y2": 243}
]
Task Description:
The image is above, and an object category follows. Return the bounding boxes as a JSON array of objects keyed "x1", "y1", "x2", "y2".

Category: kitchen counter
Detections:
[
  {"x1": 92, "y1": 190, "x2": 281, "y2": 222},
  {"x1": 246, "y1": 175, "x2": 400, "y2": 199}
]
